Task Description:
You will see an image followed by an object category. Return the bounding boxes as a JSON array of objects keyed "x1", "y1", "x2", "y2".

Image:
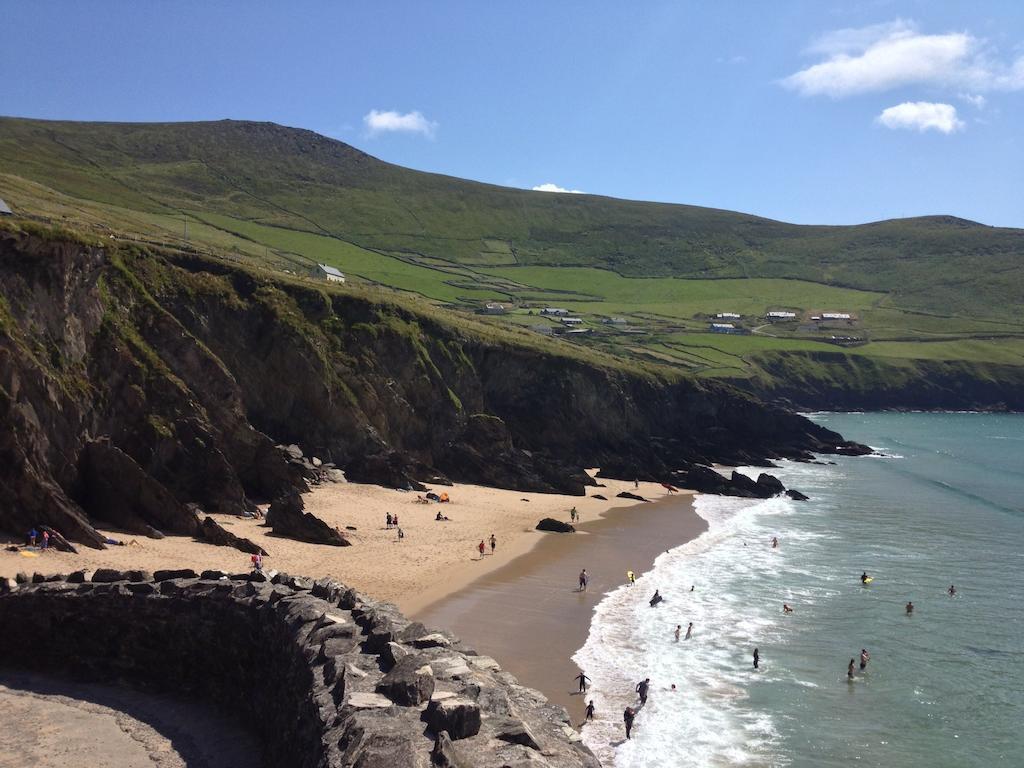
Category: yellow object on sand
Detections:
[{"x1": 19, "y1": 550, "x2": 40, "y2": 557}]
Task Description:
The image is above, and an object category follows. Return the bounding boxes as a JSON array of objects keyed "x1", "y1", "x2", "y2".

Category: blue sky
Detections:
[{"x1": 2, "y1": 1, "x2": 1024, "y2": 226}]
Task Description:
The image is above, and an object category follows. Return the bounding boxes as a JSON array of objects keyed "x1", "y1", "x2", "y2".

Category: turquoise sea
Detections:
[{"x1": 575, "y1": 413, "x2": 1024, "y2": 767}]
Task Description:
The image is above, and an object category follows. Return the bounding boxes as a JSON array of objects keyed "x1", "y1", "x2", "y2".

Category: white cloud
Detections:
[
  {"x1": 876, "y1": 101, "x2": 965, "y2": 133},
  {"x1": 784, "y1": 21, "x2": 1024, "y2": 98},
  {"x1": 531, "y1": 183, "x2": 585, "y2": 194},
  {"x1": 959, "y1": 92, "x2": 986, "y2": 109},
  {"x1": 363, "y1": 109, "x2": 437, "y2": 137}
]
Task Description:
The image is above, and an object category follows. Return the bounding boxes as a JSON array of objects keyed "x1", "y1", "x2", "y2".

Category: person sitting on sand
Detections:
[
  {"x1": 783, "y1": 603, "x2": 794, "y2": 613},
  {"x1": 416, "y1": 495, "x2": 430, "y2": 504}
]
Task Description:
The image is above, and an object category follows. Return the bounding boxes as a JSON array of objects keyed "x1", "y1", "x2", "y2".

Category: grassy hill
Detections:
[{"x1": 1, "y1": 116, "x2": 1023, "y2": 406}]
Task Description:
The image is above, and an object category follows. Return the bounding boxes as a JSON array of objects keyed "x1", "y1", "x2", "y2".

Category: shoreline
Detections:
[{"x1": 413, "y1": 491, "x2": 706, "y2": 718}]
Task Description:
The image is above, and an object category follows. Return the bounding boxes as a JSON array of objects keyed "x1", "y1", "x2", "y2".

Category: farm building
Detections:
[
  {"x1": 710, "y1": 323, "x2": 743, "y2": 334},
  {"x1": 478, "y1": 302, "x2": 507, "y2": 315},
  {"x1": 312, "y1": 263, "x2": 346, "y2": 282},
  {"x1": 602, "y1": 317, "x2": 628, "y2": 325},
  {"x1": 715, "y1": 312, "x2": 741, "y2": 320},
  {"x1": 766, "y1": 311, "x2": 797, "y2": 320},
  {"x1": 821, "y1": 312, "x2": 852, "y2": 320},
  {"x1": 541, "y1": 307, "x2": 569, "y2": 316},
  {"x1": 560, "y1": 317, "x2": 584, "y2": 326}
]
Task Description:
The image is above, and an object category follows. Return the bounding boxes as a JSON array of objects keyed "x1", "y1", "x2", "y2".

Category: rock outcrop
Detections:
[
  {"x1": 0, "y1": 227, "x2": 868, "y2": 547},
  {"x1": 0, "y1": 572, "x2": 598, "y2": 768},
  {"x1": 536, "y1": 518, "x2": 575, "y2": 533},
  {"x1": 266, "y1": 492, "x2": 350, "y2": 547}
]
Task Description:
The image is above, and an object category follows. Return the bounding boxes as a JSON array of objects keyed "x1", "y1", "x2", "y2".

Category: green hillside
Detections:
[{"x1": 1, "y1": 116, "x2": 1022, "y2": 406}]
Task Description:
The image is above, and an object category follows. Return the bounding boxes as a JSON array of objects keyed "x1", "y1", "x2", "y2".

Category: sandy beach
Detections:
[
  {"x1": 0, "y1": 474, "x2": 670, "y2": 611},
  {"x1": 414, "y1": 491, "x2": 706, "y2": 718}
]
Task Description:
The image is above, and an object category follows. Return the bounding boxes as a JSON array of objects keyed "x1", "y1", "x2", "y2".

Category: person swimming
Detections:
[
  {"x1": 948, "y1": 584, "x2": 956, "y2": 597},
  {"x1": 649, "y1": 590, "x2": 663, "y2": 607},
  {"x1": 783, "y1": 603, "x2": 794, "y2": 613}
]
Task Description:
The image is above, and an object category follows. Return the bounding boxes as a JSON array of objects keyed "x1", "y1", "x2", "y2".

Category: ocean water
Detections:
[{"x1": 575, "y1": 413, "x2": 1024, "y2": 768}]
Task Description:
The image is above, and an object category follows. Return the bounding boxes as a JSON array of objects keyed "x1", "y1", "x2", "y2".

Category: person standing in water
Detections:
[
  {"x1": 626, "y1": 570, "x2": 636, "y2": 586},
  {"x1": 861, "y1": 571, "x2": 870, "y2": 584},
  {"x1": 771, "y1": 536, "x2": 778, "y2": 548},
  {"x1": 636, "y1": 678, "x2": 650, "y2": 705},
  {"x1": 848, "y1": 659, "x2": 856, "y2": 680},
  {"x1": 489, "y1": 533, "x2": 496, "y2": 554},
  {"x1": 674, "y1": 625, "x2": 681, "y2": 642},
  {"x1": 906, "y1": 600, "x2": 914, "y2": 614},
  {"x1": 685, "y1": 622, "x2": 693, "y2": 639},
  {"x1": 859, "y1": 648, "x2": 870, "y2": 671},
  {"x1": 753, "y1": 648, "x2": 760, "y2": 669},
  {"x1": 623, "y1": 707, "x2": 635, "y2": 739},
  {"x1": 585, "y1": 700, "x2": 595, "y2": 722},
  {"x1": 575, "y1": 671, "x2": 590, "y2": 693}
]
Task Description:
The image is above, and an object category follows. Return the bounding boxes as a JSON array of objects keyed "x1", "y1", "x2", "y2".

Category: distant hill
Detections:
[{"x1": 1, "y1": 116, "x2": 1022, "y2": 408}]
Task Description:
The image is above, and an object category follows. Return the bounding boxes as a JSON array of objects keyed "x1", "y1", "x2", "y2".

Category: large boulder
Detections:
[
  {"x1": 535, "y1": 518, "x2": 574, "y2": 533},
  {"x1": 423, "y1": 697, "x2": 481, "y2": 740},
  {"x1": 376, "y1": 655, "x2": 435, "y2": 706},
  {"x1": 80, "y1": 439, "x2": 200, "y2": 536},
  {"x1": 756, "y1": 473, "x2": 786, "y2": 496},
  {"x1": 198, "y1": 516, "x2": 267, "y2": 556},
  {"x1": 265, "y1": 491, "x2": 350, "y2": 546}
]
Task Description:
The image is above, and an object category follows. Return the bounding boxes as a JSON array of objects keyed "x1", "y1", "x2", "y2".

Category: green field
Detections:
[{"x1": 1, "y1": 116, "x2": 1023, "y2": 399}]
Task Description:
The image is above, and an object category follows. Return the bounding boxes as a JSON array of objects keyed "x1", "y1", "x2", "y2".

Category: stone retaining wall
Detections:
[{"x1": 0, "y1": 570, "x2": 598, "y2": 768}]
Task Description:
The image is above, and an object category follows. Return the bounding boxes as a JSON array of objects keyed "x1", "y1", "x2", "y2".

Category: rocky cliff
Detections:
[
  {"x1": 0, "y1": 570, "x2": 598, "y2": 768},
  {"x1": 0, "y1": 224, "x2": 865, "y2": 547}
]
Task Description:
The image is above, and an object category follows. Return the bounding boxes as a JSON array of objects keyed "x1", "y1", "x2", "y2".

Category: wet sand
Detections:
[{"x1": 413, "y1": 492, "x2": 706, "y2": 720}]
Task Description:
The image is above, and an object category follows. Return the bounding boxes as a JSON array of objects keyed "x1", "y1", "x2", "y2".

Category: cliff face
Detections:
[{"x1": 0, "y1": 227, "x2": 861, "y2": 547}]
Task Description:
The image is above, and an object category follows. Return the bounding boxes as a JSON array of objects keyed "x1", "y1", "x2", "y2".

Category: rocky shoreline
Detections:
[{"x1": 0, "y1": 569, "x2": 598, "y2": 768}]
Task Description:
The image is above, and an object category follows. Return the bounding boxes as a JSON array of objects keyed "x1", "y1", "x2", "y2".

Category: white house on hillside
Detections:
[
  {"x1": 312, "y1": 263, "x2": 346, "y2": 282},
  {"x1": 766, "y1": 311, "x2": 797, "y2": 320}
]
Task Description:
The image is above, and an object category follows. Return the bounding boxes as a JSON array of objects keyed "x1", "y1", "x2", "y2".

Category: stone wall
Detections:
[{"x1": 0, "y1": 570, "x2": 598, "y2": 768}]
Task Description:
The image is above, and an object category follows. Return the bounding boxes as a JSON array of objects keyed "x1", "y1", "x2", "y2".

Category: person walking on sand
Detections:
[
  {"x1": 575, "y1": 671, "x2": 590, "y2": 693},
  {"x1": 578, "y1": 569, "x2": 589, "y2": 591},
  {"x1": 848, "y1": 659, "x2": 856, "y2": 681},
  {"x1": 859, "y1": 648, "x2": 870, "y2": 671},
  {"x1": 634, "y1": 478, "x2": 639, "y2": 489},
  {"x1": 386, "y1": 513, "x2": 392, "y2": 529},
  {"x1": 906, "y1": 600, "x2": 914, "y2": 615},
  {"x1": 41, "y1": 530, "x2": 49, "y2": 550},
  {"x1": 478, "y1": 540, "x2": 486, "y2": 558},
  {"x1": 623, "y1": 706, "x2": 635, "y2": 739},
  {"x1": 685, "y1": 622, "x2": 693, "y2": 639},
  {"x1": 393, "y1": 514, "x2": 399, "y2": 528},
  {"x1": 490, "y1": 533, "x2": 496, "y2": 554},
  {"x1": 636, "y1": 678, "x2": 650, "y2": 705},
  {"x1": 397, "y1": 527, "x2": 405, "y2": 540},
  {"x1": 674, "y1": 624, "x2": 681, "y2": 642},
  {"x1": 753, "y1": 648, "x2": 760, "y2": 669},
  {"x1": 585, "y1": 700, "x2": 595, "y2": 722},
  {"x1": 251, "y1": 553, "x2": 263, "y2": 573},
  {"x1": 27, "y1": 528, "x2": 37, "y2": 547}
]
